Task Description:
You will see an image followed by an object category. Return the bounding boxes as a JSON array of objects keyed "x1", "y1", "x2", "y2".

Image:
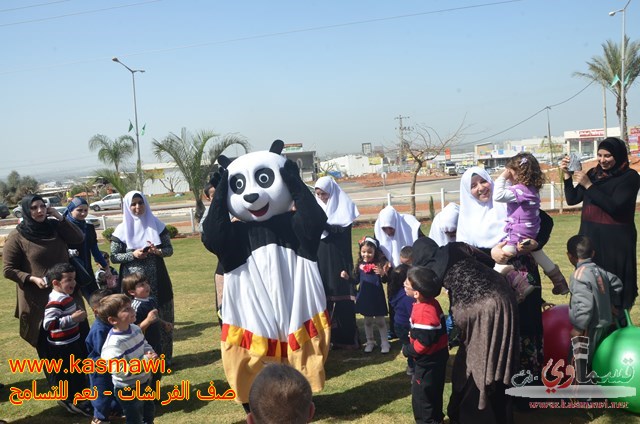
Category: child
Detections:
[
  {"x1": 388, "y1": 264, "x2": 415, "y2": 375},
  {"x1": 42, "y1": 263, "x2": 92, "y2": 417},
  {"x1": 85, "y1": 289, "x2": 122, "y2": 424},
  {"x1": 566, "y1": 234, "x2": 622, "y2": 381},
  {"x1": 94, "y1": 251, "x2": 119, "y2": 291},
  {"x1": 403, "y1": 266, "x2": 449, "y2": 424},
  {"x1": 121, "y1": 273, "x2": 171, "y2": 358},
  {"x1": 99, "y1": 294, "x2": 157, "y2": 424},
  {"x1": 354, "y1": 236, "x2": 390, "y2": 353},
  {"x1": 493, "y1": 152, "x2": 569, "y2": 299},
  {"x1": 247, "y1": 364, "x2": 315, "y2": 424},
  {"x1": 399, "y1": 245, "x2": 413, "y2": 265}
]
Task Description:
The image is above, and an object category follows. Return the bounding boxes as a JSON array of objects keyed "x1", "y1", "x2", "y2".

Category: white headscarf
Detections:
[
  {"x1": 112, "y1": 191, "x2": 165, "y2": 250},
  {"x1": 428, "y1": 202, "x2": 459, "y2": 246},
  {"x1": 374, "y1": 205, "x2": 421, "y2": 266},
  {"x1": 314, "y1": 177, "x2": 359, "y2": 239},
  {"x1": 456, "y1": 167, "x2": 507, "y2": 249}
]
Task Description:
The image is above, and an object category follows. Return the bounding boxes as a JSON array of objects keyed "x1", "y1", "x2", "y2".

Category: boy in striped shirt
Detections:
[
  {"x1": 43, "y1": 262, "x2": 92, "y2": 416},
  {"x1": 402, "y1": 266, "x2": 449, "y2": 424},
  {"x1": 99, "y1": 294, "x2": 157, "y2": 423}
]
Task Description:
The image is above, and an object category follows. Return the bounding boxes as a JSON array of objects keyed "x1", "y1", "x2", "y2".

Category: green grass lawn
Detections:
[{"x1": 1, "y1": 214, "x2": 639, "y2": 423}]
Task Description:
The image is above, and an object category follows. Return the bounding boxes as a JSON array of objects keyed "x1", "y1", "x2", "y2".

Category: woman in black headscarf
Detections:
[
  {"x1": 3, "y1": 195, "x2": 85, "y2": 382},
  {"x1": 413, "y1": 237, "x2": 519, "y2": 424},
  {"x1": 561, "y1": 137, "x2": 640, "y2": 311}
]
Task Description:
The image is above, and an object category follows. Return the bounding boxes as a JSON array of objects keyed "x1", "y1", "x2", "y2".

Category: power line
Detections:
[
  {"x1": 0, "y1": 0, "x2": 72, "y2": 13},
  {"x1": 0, "y1": 0, "x2": 521, "y2": 74},
  {"x1": 0, "y1": 0, "x2": 161, "y2": 27},
  {"x1": 459, "y1": 80, "x2": 595, "y2": 146}
]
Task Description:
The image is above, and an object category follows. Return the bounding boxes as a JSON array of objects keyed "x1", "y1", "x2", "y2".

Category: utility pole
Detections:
[{"x1": 395, "y1": 115, "x2": 411, "y2": 171}]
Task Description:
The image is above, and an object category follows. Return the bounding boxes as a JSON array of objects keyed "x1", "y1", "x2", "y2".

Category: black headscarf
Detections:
[
  {"x1": 588, "y1": 137, "x2": 630, "y2": 182},
  {"x1": 16, "y1": 195, "x2": 59, "y2": 242},
  {"x1": 412, "y1": 237, "x2": 449, "y2": 283}
]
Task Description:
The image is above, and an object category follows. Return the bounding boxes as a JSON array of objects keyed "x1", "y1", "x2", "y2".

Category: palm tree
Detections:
[
  {"x1": 574, "y1": 36, "x2": 640, "y2": 149},
  {"x1": 93, "y1": 169, "x2": 138, "y2": 196},
  {"x1": 88, "y1": 134, "x2": 136, "y2": 175},
  {"x1": 152, "y1": 128, "x2": 250, "y2": 221}
]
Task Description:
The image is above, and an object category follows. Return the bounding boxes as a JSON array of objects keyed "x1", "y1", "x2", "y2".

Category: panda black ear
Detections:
[
  {"x1": 218, "y1": 155, "x2": 231, "y2": 169},
  {"x1": 270, "y1": 140, "x2": 284, "y2": 155}
]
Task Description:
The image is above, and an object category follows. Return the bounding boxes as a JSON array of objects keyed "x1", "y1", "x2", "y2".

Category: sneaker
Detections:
[
  {"x1": 364, "y1": 342, "x2": 376, "y2": 353},
  {"x1": 92, "y1": 418, "x2": 111, "y2": 424},
  {"x1": 380, "y1": 342, "x2": 391, "y2": 354},
  {"x1": 507, "y1": 270, "x2": 536, "y2": 303},
  {"x1": 387, "y1": 330, "x2": 397, "y2": 340},
  {"x1": 406, "y1": 366, "x2": 415, "y2": 375}
]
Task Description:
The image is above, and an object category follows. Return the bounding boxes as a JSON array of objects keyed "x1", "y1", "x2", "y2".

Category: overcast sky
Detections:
[{"x1": 2, "y1": 0, "x2": 638, "y2": 180}]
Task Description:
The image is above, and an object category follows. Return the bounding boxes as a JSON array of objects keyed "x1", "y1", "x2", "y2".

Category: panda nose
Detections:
[{"x1": 243, "y1": 193, "x2": 259, "y2": 203}]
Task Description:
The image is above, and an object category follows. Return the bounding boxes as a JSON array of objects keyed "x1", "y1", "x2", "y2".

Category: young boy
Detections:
[
  {"x1": 399, "y1": 245, "x2": 413, "y2": 265},
  {"x1": 85, "y1": 289, "x2": 122, "y2": 424},
  {"x1": 247, "y1": 364, "x2": 315, "y2": 424},
  {"x1": 99, "y1": 294, "x2": 157, "y2": 424},
  {"x1": 121, "y1": 273, "x2": 172, "y2": 357},
  {"x1": 43, "y1": 263, "x2": 92, "y2": 417},
  {"x1": 94, "y1": 251, "x2": 119, "y2": 291},
  {"x1": 566, "y1": 234, "x2": 622, "y2": 380},
  {"x1": 388, "y1": 264, "x2": 415, "y2": 375},
  {"x1": 402, "y1": 266, "x2": 449, "y2": 424}
]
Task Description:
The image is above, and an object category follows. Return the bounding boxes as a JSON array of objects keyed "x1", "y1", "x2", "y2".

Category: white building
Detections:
[
  {"x1": 319, "y1": 154, "x2": 384, "y2": 177},
  {"x1": 142, "y1": 162, "x2": 190, "y2": 196}
]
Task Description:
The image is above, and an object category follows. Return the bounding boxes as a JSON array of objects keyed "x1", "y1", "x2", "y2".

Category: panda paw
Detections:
[{"x1": 279, "y1": 159, "x2": 302, "y2": 187}]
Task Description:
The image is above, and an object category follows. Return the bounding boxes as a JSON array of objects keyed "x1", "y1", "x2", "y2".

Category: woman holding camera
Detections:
[
  {"x1": 111, "y1": 190, "x2": 175, "y2": 361},
  {"x1": 561, "y1": 137, "x2": 640, "y2": 311}
]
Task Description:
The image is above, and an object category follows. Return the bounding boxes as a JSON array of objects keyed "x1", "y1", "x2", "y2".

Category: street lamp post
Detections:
[
  {"x1": 112, "y1": 57, "x2": 145, "y2": 192},
  {"x1": 609, "y1": 0, "x2": 631, "y2": 141}
]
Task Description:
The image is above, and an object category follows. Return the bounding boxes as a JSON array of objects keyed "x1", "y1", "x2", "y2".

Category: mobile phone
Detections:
[{"x1": 142, "y1": 245, "x2": 151, "y2": 253}]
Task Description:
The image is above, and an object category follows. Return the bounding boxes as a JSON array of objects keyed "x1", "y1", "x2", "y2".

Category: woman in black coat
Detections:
[{"x1": 561, "y1": 137, "x2": 640, "y2": 311}]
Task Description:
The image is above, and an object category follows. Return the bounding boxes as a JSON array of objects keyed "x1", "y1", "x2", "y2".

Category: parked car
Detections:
[
  {"x1": 0, "y1": 203, "x2": 9, "y2": 219},
  {"x1": 90, "y1": 193, "x2": 122, "y2": 211}
]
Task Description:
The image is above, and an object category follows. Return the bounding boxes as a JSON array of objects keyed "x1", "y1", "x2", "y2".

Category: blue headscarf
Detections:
[{"x1": 66, "y1": 197, "x2": 89, "y2": 229}]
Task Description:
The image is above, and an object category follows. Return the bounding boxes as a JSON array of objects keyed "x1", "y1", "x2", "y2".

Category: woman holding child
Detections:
[
  {"x1": 561, "y1": 137, "x2": 640, "y2": 311},
  {"x1": 110, "y1": 190, "x2": 175, "y2": 362},
  {"x1": 3, "y1": 195, "x2": 86, "y2": 382},
  {"x1": 456, "y1": 166, "x2": 555, "y2": 414}
]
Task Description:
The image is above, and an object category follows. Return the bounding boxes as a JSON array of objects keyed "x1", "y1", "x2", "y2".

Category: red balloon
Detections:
[{"x1": 542, "y1": 305, "x2": 573, "y2": 365}]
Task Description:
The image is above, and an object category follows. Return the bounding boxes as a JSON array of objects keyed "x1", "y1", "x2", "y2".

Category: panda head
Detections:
[{"x1": 221, "y1": 140, "x2": 293, "y2": 222}]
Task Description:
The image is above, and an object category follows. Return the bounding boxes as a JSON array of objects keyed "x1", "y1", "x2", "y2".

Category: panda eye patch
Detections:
[
  {"x1": 229, "y1": 174, "x2": 246, "y2": 194},
  {"x1": 255, "y1": 168, "x2": 275, "y2": 188}
]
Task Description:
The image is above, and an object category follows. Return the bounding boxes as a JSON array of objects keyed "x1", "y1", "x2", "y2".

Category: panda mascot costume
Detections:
[{"x1": 202, "y1": 140, "x2": 331, "y2": 404}]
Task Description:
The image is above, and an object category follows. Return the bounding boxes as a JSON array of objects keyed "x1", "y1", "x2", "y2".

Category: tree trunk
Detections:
[{"x1": 410, "y1": 163, "x2": 420, "y2": 216}]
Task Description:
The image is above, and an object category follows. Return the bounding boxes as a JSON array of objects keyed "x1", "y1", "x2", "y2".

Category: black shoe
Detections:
[{"x1": 58, "y1": 400, "x2": 92, "y2": 417}]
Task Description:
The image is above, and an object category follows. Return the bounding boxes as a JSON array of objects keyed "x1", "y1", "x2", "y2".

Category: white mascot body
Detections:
[{"x1": 202, "y1": 140, "x2": 330, "y2": 403}]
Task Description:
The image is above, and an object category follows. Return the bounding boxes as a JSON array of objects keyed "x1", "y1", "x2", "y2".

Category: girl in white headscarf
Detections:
[
  {"x1": 428, "y1": 202, "x2": 459, "y2": 247},
  {"x1": 111, "y1": 191, "x2": 175, "y2": 362},
  {"x1": 374, "y1": 205, "x2": 423, "y2": 266},
  {"x1": 314, "y1": 176, "x2": 361, "y2": 349}
]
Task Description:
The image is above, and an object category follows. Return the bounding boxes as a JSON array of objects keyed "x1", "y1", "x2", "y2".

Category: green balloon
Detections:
[{"x1": 592, "y1": 312, "x2": 640, "y2": 414}]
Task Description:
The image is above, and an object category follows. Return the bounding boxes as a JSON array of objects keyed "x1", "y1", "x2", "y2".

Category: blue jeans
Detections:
[
  {"x1": 394, "y1": 324, "x2": 415, "y2": 369},
  {"x1": 116, "y1": 381, "x2": 155, "y2": 424}
]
